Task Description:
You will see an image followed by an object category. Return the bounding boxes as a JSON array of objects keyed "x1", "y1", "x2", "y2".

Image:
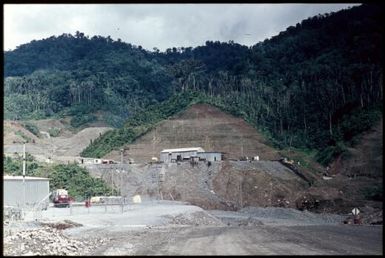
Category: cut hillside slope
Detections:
[
  {"x1": 104, "y1": 104, "x2": 281, "y2": 163},
  {"x1": 329, "y1": 118, "x2": 382, "y2": 212},
  {"x1": 3, "y1": 119, "x2": 112, "y2": 161},
  {"x1": 330, "y1": 118, "x2": 383, "y2": 178},
  {"x1": 29, "y1": 118, "x2": 74, "y2": 137},
  {"x1": 4, "y1": 121, "x2": 40, "y2": 145},
  {"x1": 294, "y1": 118, "x2": 383, "y2": 216},
  {"x1": 85, "y1": 160, "x2": 308, "y2": 211}
]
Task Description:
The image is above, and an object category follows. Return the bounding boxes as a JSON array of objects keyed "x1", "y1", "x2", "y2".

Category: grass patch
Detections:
[{"x1": 279, "y1": 147, "x2": 324, "y2": 175}]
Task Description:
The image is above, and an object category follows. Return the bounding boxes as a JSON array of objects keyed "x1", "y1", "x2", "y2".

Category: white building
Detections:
[
  {"x1": 4, "y1": 176, "x2": 50, "y2": 210},
  {"x1": 160, "y1": 147, "x2": 223, "y2": 163},
  {"x1": 160, "y1": 147, "x2": 205, "y2": 163}
]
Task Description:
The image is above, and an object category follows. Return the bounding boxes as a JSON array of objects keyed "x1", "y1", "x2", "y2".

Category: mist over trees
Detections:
[{"x1": 4, "y1": 4, "x2": 383, "y2": 164}]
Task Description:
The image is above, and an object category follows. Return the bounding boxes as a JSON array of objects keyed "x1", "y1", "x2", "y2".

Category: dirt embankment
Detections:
[
  {"x1": 3, "y1": 120, "x2": 40, "y2": 145},
  {"x1": 295, "y1": 119, "x2": 383, "y2": 215},
  {"x1": 87, "y1": 160, "x2": 309, "y2": 211},
  {"x1": 3, "y1": 119, "x2": 112, "y2": 160},
  {"x1": 93, "y1": 105, "x2": 383, "y2": 217},
  {"x1": 104, "y1": 104, "x2": 281, "y2": 163}
]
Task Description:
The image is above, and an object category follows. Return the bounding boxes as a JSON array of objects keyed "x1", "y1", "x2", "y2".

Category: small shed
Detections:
[
  {"x1": 160, "y1": 147, "x2": 205, "y2": 163},
  {"x1": 3, "y1": 176, "x2": 50, "y2": 210}
]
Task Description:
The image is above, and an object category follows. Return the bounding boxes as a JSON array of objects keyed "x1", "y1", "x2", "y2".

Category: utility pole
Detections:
[
  {"x1": 120, "y1": 149, "x2": 124, "y2": 164},
  {"x1": 239, "y1": 173, "x2": 243, "y2": 208},
  {"x1": 240, "y1": 136, "x2": 244, "y2": 157},
  {"x1": 270, "y1": 182, "x2": 273, "y2": 206},
  {"x1": 23, "y1": 143, "x2": 26, "y2": 215}
]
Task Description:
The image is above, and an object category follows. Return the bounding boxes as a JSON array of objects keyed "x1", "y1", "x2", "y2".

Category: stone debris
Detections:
[
  {"x1": 240, "y1": 206, "x2": 347, "y2": 225},
  {"x1": 165, "y1": 211, "x2": 224, "y2": 226},
  {"x1": 4, "y1": 206, "x2": 23, "y2": 221},
  {"x1": 3, "y1": 226, "x2": 107, "y2": 256},
  {"x1": 40, "y1": 220, "x2": 83, "y2": 230}
]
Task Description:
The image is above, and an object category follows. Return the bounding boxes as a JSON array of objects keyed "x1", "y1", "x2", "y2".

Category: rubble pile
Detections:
[
  {"x1": 166, "y1": 211, "x2": 224, "y2": 226},
  {"x1": 240, "y1": 206, "x2": 346, "y2": 225},
  {"x1": 4, "y1": 206, "x2": 23, "y2": 221},
  {"x1": 40, "y1": 220, "x2": 83, "y2": 230},
  {"x1": 3, "y1": 226, "x2": 106, "y2": 256}
]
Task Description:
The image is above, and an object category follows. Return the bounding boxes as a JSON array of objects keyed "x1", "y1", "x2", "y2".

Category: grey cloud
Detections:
[{"x1": 4, "y1": 4, "x2": 359, "y2": 51}]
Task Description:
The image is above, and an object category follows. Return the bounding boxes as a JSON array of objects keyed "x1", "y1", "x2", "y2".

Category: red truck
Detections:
[{"x1": 52, "y1": 189, "x2": 72, "y2": 208}]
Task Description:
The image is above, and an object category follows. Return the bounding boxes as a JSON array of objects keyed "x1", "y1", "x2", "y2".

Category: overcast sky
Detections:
[{"x1": 4, "y1": 3, "x2": 359, "y2": 52}]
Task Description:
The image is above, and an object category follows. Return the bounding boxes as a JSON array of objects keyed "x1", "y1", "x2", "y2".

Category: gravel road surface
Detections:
[
  {"x1": 6, "y1": 201, "x2": 382, "y2": 255},
  {"x1": 121, "y1": 225, "x2": 382, "y2": 255}
]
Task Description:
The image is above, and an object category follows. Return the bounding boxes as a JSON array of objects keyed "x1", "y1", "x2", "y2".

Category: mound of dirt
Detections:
[{"x1": 239, "y1": 206, "x2": 346, "y2": 225}]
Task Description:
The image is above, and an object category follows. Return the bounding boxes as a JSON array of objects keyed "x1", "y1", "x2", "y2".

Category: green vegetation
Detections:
[
  {"x1": 4, "y1": 4, "x2": 383, "y2": 165},
  {"x1": 3, "y1": 155, "x2": 117, "y2": 201},
  {"x1": 48, "y1": 127, "x2": 61, "y2": 137},
  {"x1": 4, "y1": 154, "x2": 43, "y2": 177},
  {"x1": 362, "y1": 185, "x2": 383, "y2": 201},
  {"x1": 47, "y1": 164, "x2": 118, "y2": 200},
  {"x1": 22, "y1": 122, "x2": 40, "y2": 137},
  {"x1": 315, "y1": 103, "x2": 382, "y2": 165},
  {"x1": 278, "y1": 148, "x2": 322, "y2": 175},
  {"x1": 70, "y1": 114, "x2": 97, "y2": 128},
  {"x1": 315, "y1": 142, "x2": 348, "y2": 166}
]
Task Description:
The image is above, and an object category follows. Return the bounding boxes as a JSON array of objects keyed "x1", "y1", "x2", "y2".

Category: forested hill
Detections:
[{"x1": 4, "y1": 4, "x2": 383, "y2": 165}]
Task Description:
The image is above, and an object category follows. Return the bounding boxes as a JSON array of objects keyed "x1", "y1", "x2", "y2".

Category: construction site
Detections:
[{"x1": 3, "y1": 104, "x2": 383, "y2": 255}]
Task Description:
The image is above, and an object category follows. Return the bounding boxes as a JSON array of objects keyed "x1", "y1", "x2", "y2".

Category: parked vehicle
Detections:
[{"x1": 52, "y1": 189, "x2": 72, "y2": 208}]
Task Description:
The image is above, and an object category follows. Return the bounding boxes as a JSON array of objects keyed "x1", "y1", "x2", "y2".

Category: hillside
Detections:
[
  {"x1": 328, "y1": 118, "x2": 383, "y2": 210},
  {"x1": 86, "y1": 160, "x2": 309, "y2": 211},
  {"x1": 94, "y1": 117, "x2": 382, "y2": 215},
  {"x1": 3, "y1": 119, "x2": 112, "y2": 162},
  {"x1": 103, "y1": 104, "x2": 281, "y2": 163},
  {"x1": 4, "y1": 4, "x2": 383, "y2": 164}
]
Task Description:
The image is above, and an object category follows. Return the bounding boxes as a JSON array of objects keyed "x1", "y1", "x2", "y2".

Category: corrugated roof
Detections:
[
  {"x1": 4, "y1": 175, "x2": 49, "y2": 181},
  {"x1": 161, "y1": 147, "x2": 205, "y2": 153}
]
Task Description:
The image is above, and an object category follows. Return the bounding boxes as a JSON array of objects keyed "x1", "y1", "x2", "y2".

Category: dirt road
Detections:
[
  {"x1": 92, "y1": 225, "x2": 382, "y2": 255},
  {"x1": 8, "y1": 201, "x2": 382, "y2": 256},
  {"x1": 60, "y1": 202, "x2": 381, "y2": 256}
]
